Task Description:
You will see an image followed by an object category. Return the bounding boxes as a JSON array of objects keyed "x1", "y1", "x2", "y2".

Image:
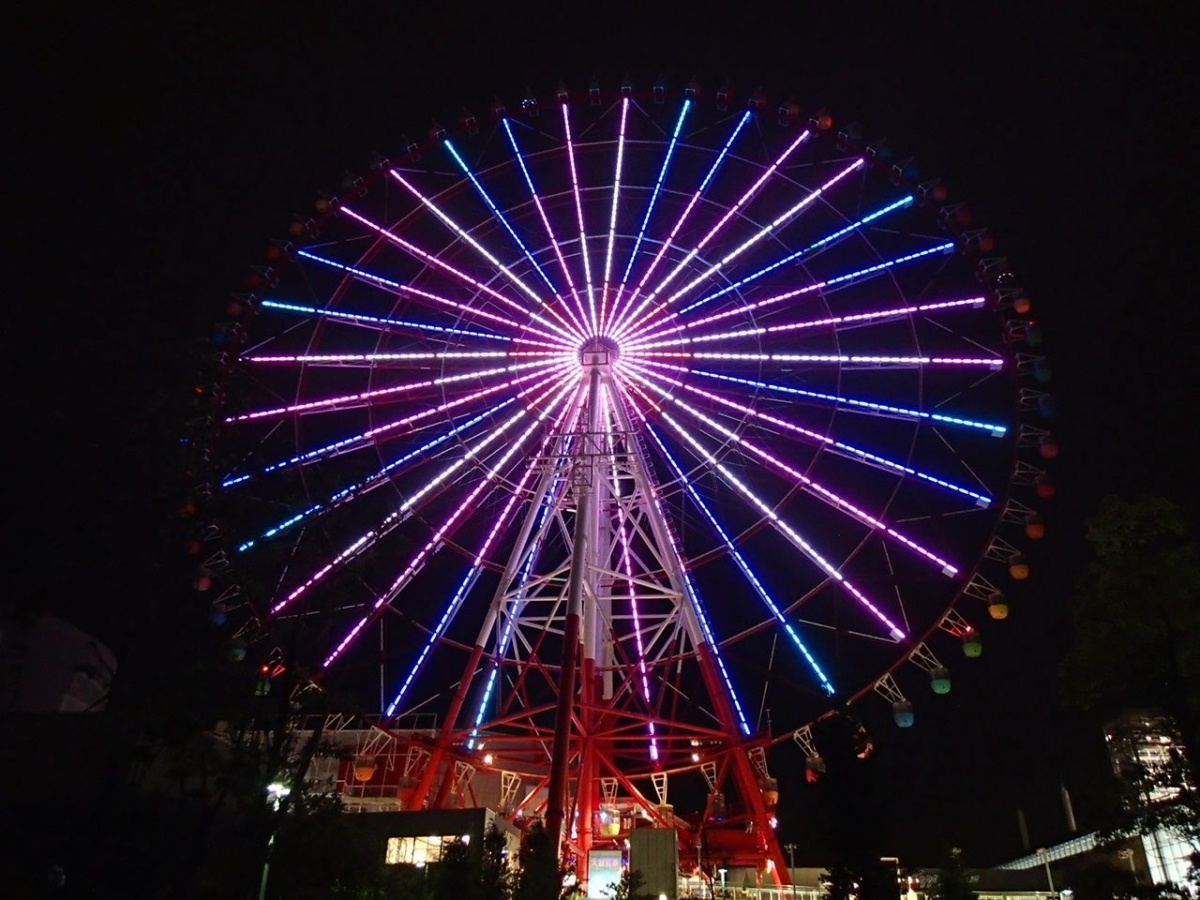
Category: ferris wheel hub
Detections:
[{"x1": 578, "y1": 336, "x2": 620, "y2": 371}]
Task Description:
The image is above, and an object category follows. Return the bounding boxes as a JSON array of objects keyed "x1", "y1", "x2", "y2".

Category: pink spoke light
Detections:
[
  {"x1": 614, "y1": 128, "x2": 812, "y2": 340},
  {"x1": 295, "y1": 248, "x2": 568, "y2": 349},
  {"x1": 561, "y1": 102, "x2": 598, "y2": 335},
  {"x1": 622, "y1": 157, "x2": 864, "y2": 340},
  {"x1": 389, "y1": 169, "x2": 583, "y2": 341},
  {"x1": 501, "y1": 118, "x2": 591, "y2": 336},
  {"x1": 229, "y1": 363, "x2": 571, "y2": 486},
  {"x1": 610, "y1": 112, "x2": 753, "y2": 337},
  {"x1": 599, "y1": 98, "x2": 630, "y2": 333},
  {"x1": 626, "y1": 297, "x2": 988, "y2": 352},
  {"x1": 608, "y1": 99, "x2": 692, "y2": 332},
  {"x1": 625, "y1": 365, "x2": 964, "y2": 573},
  {"x1": 321, "y1": 378, "x2": 577, "y2": 669},
  {"x1": 270, "y1": 373, "x2": 573, "y2": 616},
  {"x1": 636, "y1": 360, "x2": 1007, "y2": 436},
  {"x1": 340, "y1": 205, "x2": 578, "y2": 346},
  {"x1": 226, "y1": 359, "x2": 558, "y2": 423},
  {"x1": 624, "y1": 241, "x2": 957, "y2": 346},
  {"x1": 626, "y1": 381, "x2": 907, "y2": 643}
]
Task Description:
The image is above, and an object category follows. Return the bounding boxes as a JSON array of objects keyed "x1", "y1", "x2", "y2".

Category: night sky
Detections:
[{"x1": 13, "y1": 2, "x2": 1195, "y2": 868}]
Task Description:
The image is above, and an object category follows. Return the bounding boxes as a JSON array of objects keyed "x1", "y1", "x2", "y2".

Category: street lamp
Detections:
[
  {"x1": 259, "y1": 782, "x2": 292, "y2": 900},
  {"x1": 785, "y1": 843, "x2": 798, "y2": 898},
  {"x1": 718, "y1": 865, "x2": 728, "y2": 898},
  {"x1": 1035, "y1": 848, "x2": 1055, "y2": 896}
]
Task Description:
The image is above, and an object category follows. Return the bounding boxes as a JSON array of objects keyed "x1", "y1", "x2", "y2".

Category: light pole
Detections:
[
  {"x1": 259, "y1": 782, "x2": 291, "y2": 900},
  {"x1": 785, "y1": 843, "x2": 798, "y2": 898},
  {"x1": 1035, "y1": 848, "x2": 1055, "y2": 896},
  {"x1": 718, "y1": 865, "x2": 728, "y2": 899}
]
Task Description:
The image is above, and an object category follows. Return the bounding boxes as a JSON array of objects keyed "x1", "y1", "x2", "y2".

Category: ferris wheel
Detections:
[{"x1": 186, "y1": 79, "x2": 1055, "y2": 885}]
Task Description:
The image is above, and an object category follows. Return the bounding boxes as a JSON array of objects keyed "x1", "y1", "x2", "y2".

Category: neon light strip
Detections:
[
  {"x1": 623, "y1": 381, "x2": 907, "y2": 642},
  {"x1": 612, "y1": 112, "x2": 752, "y2": 336},
  {"x1": 238, "y1": 400, "x2": 514, "y2": 553},
  {"x1": 626, "y1": 365, "x2": 970, "y2": 567},
  {"x1": 639, "y1": 351, "x2": 1003, "y2": 367},
  {"x1": 225, "y1": 364, "x2": 566, "y2": 488},
  {"x1": 611, "y1": 379, "x2": 752, "y2": 735},
  {"x1": 322, "y1": 378, "x2": 576, "y2": 668},
  {"x1": 643, "y1": 423, "x2": 835, "y2": 694},
  {"x1": 296, "y1": 249, "x2": 563, "y2": 348},
  {"x1": 627, "y1": 297, "x2": 988, "y2": 351},
  {"x1": 388, "y1": 169, "x2": 582, "y2": 341},
  {"x1": 599, "y1": 98, "x2": 630, "y2": 333},
  {"x1": 226, "y1": 359, "x2": 555, "y2": 423},
  {"x1": 616, "y1": 127, "x2": 813, "y2": 338},
  {"x1": 246, "y1": 350, "x2": 548, "y2": 364},
  {"x1": 384, "y1": 398, "x2": 572, "y2": 715},
  {"x1": 602, "y1": 383, "x2": 659, "y2": 760},
  {"x1": 625, "y1": 241, "x2": 957, "y2": 345},
  {"x1": 340, "y1": 206, "x2": 576, "y2": 346},
  {"x1": 443, "y1": 138, "x2": 566, "y2": 303},
  {"x1": 637, "y1": 360, "x2": 1007, "y2": 436},
  {"x1": 676, "y1": 196, "x2": 914, "y2": 317},
  {"x1": 501, "y1": 118, "x2": 591, "y2": 336},
  {"x1": 260, "y1": 297, "x2": 503, "y2": 343},
  {"x1": 270, "y1": 373, "x2": 571, "y2": 614},
  {"x1": 611, "y1": 99, "x2": 690, "y2": 328},
  {"x1": 561, "y1": 103, "x2": 598, "y2": 335},
  {"x1": 623, "y1": 156, "x2": 865, "y2": 340}
]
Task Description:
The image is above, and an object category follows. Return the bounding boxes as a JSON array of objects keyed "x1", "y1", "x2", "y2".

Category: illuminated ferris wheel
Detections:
[{"x1": 187, "y1": 79, "x2": 1055, "y2": 886}]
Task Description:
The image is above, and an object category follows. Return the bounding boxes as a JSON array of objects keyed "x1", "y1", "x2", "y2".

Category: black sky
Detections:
[{"x1": 12, "y1": 1, "x2": 1197, "y2": 867}]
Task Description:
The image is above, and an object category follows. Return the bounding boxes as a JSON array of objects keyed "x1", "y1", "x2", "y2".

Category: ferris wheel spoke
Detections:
[
  {"x1": 598, "y1": 97, "x2": 631, "y2": 334},
  {"x1": 442, "y1": 138, "x2": 588, "y2": 336},
  {"x1": 269, "y1": 374, "x2": 574, "y2": 617},
  {"x1": 224, "y1": 359, "x2": 557, "y2": 423},
  {"x1": 295, "y1": 249, "x2": 567, "y2": 349},
  {"x1": 258, "y1": 297, "x2": 507, "y2": 345},
  {"x1": 636, "y1": 360, "x2": 1008, "y2": 436},
  {"x1": 622, "y1": 156, "x2": 866, "y2": 341},
  {"x1": 560, "y1": 102, "x2": 599, "y2": 335},
  {"x1": 240, "y1": 367, "x2": 572, "y2": 552},
  {"x1": 673, "y1": 195, "x2": 916, "y2": 319},
  {"x1": 607, "y1": 98, "x2": 692, "y2": 332},
  {"x1": 625, "y1": 365, "x2": 964, "y2": 575},
  {"x1": 611, "y1": 110, "x2": 753, "y2": 337},
  {"x1": 500, "y1": 118, "x2": 592, "y2": 337},
  {"x1": 338, "y1": 206, "x2": 578, "y2": 346},
  {"x1": 615, "y1": 126, "x2": 814, "y2": 340},
  {"x1": 636, "y1": 350, "x2": 1003, "y2": 369},
  {"x1": 223, "y1": 362, "x2": 568, "y2": 490},
  {"x1": 384, "y1": 397, "x2": 575, "y2": 716},
  {"x1": 643, "y1": 422, "x2": 835, "y2": 696},
  {"x1": 623, "y1": 240, "x2": 957, "y2": 346},
  {"x1": 626, "y1": 360, "x2": 992, "y2": 507},
  {"x1": 624, "y1": 381, "x2": 907, "y2": 643},
  {"x1": 242, "y1": 349, "x2": 567, "y2": 367},
  {"x1": 626, "y1": 296, "x2": 988, "y2": 352},
  {"x1": 321, "y1": 379, "x2": 578, "y2": 670},
  {"x1": 387, "y1": 168, "x2": 583, "y2": 342}
]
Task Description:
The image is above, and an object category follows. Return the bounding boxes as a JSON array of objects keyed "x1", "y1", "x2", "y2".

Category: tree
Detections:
[
  {"x1": 606, "y1": 868, "x2": 653, "y2": 900},
  {"x1": 512, "y1": 820, "x2": 563, "y2": 900},
  {"x1": 924, "y1": 848, "x2": 974, "y2": 900},
  {"x1": 1061, "y1": 496, "x2": 1200, "y2": 759},
  {"x1": 1060, "y1": 496, "x2": 1200, "y2": 881}
]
